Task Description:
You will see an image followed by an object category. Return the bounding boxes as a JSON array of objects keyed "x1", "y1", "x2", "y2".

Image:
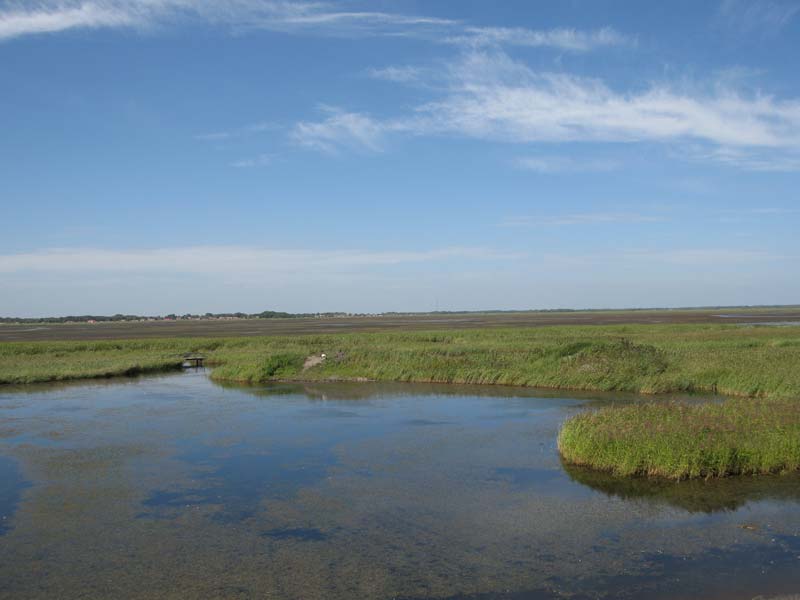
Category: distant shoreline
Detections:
[{"x1": 2, "y1": 304, "x2": 800, "y2": 325}]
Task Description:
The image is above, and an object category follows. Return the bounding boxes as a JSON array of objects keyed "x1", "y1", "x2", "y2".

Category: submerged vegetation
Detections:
[{"x1": 1, "y1": 324, "x2": 799, "y2": 481}]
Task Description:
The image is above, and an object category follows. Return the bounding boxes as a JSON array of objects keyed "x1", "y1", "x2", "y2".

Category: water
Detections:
[
  {"x1": 0, "y1": 455, "x2": 29, "y2": 536},
  {"x1": 0, "y1": 371, "x2": 798, "y2": 599}
]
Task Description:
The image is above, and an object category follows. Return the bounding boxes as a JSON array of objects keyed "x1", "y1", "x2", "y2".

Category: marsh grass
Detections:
[
  {"x1": 0, "y1": 339, "x2": 188, "y2": 383},
  {"x1": 1, "y1": 324, "x2": 799, "y2": 399},
  {"x1": 558, "y1": 399, "x2": 800, "y2": 479}
]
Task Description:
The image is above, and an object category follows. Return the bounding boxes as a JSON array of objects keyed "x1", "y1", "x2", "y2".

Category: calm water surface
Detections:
[{"x1": 0, "y1": 371, "x2": 799, "y2": 599}]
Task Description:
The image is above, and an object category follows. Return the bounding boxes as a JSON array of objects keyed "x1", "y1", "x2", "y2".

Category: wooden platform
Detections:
[{"x1": 182, "y1": 355, "x2": 205, "y2": 368}]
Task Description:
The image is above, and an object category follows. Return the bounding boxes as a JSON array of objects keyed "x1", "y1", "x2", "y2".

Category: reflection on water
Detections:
[
  {"x1": 564, "y1": 462, "x2": 800, "y2": 514},
  {"x1": 233, "y1": 379, "x2": 719, "y2": 405},
  {"x1": 0, "y1": 371, "x2": 799, "y2": 600}
]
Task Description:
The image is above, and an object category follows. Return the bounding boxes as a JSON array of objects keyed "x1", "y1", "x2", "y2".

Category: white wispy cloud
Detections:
[
  {"x1": 735, "y1": 207, "x2": 800, "y2": 215},
  {"x1": 195, "y1": 121, "x2": 276, "y2": 141},
  {"x1": 230, "y1": 153, "x2": 273, "y2": 167},
  {"x1": 3, "y1": 245, "x2": 782, "y2": 286},
  {"x1": 258, "y1": 8, "x2": 455, "y2": 32},
  {"x1": 504, "y1": 207, "x2": 797, "y2": 229},
  {"x1": 0, "y1": 1, "x2": 137, "y2": 39},
  {"x1": 296, "y1": 49, "x2": 800, "y2": 167},
  {"x1": 0, "y1": 0, "x2": 630, "y2": 55},
  {"x1": 515, "y1": 155, "x2": 620, "y2": 173},
  {"x1": 447, "y1": 25, "x2": 634, "y2": 51},
  {"x1": 0, "y1": 0, "x2": 457, "y2": 41},
  {"x1": 717, "y1": 207, "x2": 800, "y2": 222},
  {"x1": 717, "y1": 0, "x2": 800, "y2": 33},
  {"x1": 691, "y1": 145, "x2": 800, "y2": 171},
  {"x1": 9, "y1": 4, "x2": 799, "y2": 172},
  {"x1": 419, "y1": 51, "x2": 800, "y2": 149},
  {"x1": 290, "y1": 106, "x2": 405, "y2": 153},
  {"x1": 623, "y1": 248, "x2": 781, "y2": 265},
  {"x1": 0, "y1": 245, "x2": 522, "y2": 274},
  {"x1": 365, "y1": 65, "x2": 424, "y2": 83},
  {"x1": 500, "y1": 212, "x2": 665, "y2": 227},
  {"x1": 2, "y1": 244, "x2": 792, "y2": 315}
]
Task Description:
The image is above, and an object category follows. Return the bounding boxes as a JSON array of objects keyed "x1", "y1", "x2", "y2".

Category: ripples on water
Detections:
[{"x1": 0, "y1": 371, "x2": 798, "y2": 599}]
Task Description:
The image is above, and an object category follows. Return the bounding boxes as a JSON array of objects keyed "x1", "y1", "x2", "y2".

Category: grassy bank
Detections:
[
  {"x1": 558, "y1": 399, "x2": 800, "y2": 479},
  {"x1": 1, "y1": 324, "x2": 799, "y2": 398},
  {"x1": 0, "y1": 339, "x2": 188, "y2": 384}
]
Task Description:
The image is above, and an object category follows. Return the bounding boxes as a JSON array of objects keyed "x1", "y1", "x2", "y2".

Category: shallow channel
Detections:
[{"x1": 0, "y1": 371, "x2": 798, "y2": 599}]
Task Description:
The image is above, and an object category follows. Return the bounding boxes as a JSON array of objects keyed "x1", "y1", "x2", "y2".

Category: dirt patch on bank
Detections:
[{"x1": 302, "y1": 355, "x2": 326, "y2": 371}]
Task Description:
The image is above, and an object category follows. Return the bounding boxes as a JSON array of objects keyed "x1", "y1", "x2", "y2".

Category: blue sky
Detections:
[{"x1": 1, "y1": 0, "x2": 799, "y2": 316}]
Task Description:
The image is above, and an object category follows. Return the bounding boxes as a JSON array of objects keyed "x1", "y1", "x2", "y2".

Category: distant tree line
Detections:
[{"x1": 0, "y1": 314, "x2": 150, "y2": 324}]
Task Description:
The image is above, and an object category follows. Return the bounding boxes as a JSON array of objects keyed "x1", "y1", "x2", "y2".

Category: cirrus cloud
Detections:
[
  {"x1": 293, "y1": 49, "x2": 800, "y2": 169},
  {"x1": 0, "y1": 245, "x2": 524, "y2": 274}
]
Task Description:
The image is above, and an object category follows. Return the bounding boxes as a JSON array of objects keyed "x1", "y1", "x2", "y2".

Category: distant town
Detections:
[{"x1": 0, "y1": 311, "x2": 343, "y2": 324}]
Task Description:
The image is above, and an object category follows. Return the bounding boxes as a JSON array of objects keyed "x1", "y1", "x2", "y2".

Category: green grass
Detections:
[
  {"x1": 1, "y1": 324, "x2": 799, "y2": 397},
  {"x1": 558, "y1": 398, "x2": 800, "y2": 480},
  {"x1": 0, "y1": 339, "x2": 189, "y2": 383}
]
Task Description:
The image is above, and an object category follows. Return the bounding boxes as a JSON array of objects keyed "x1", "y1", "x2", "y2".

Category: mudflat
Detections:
[{"x1": 1, "y1": 307, "x2": 799, "y2": 342}]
